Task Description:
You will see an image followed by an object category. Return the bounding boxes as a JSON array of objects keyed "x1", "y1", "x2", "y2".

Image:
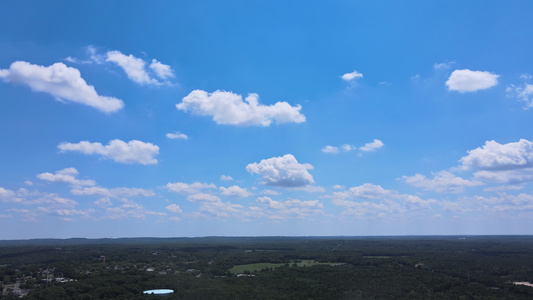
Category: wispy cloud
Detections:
[{"x1": 166, "y1": 131, "x2": 188, "y2": 140}]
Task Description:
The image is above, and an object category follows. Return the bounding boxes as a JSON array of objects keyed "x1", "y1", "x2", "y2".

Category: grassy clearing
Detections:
[
  {"x1": 229, "y1": 260, "x2": 333, "y2": 274},
  {"x1": 228, "y1": 263, "x2": 285, "y2": 274},
  {"x1": 295, "y1": 260, "x2": 331, "y2": 267}
]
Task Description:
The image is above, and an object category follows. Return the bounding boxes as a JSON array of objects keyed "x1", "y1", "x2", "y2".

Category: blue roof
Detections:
[{"x1": 143, "y1": 289, "x2": 174, "y2": 295}]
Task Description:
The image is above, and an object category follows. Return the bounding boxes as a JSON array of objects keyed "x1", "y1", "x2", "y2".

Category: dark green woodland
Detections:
[{"x1": 1, "y1": 236, "x2": 532, "y2": 299}]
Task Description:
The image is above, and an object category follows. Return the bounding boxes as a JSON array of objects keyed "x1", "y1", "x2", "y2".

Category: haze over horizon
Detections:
[{"x1": 1, "y1": 1, "x2": 533, "y2": 239}]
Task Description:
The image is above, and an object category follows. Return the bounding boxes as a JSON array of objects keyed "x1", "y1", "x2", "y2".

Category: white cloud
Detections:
[
  {"x1": 261, "y1": 189, "x2": 280, "y2": 195},
  {"x1": 2, "y1": 189, "x2": 81, "y2": 222},
  {"x1": 332, "y1": 185, "x2": 345, "y2": 190},
  {"x1": 166, "y1": 131, "x2": 188, "y2": 140},
  {"x1": 102, "y1": 200, "x2": 162, "y2": 220},
  {"x1": 322, "y1": 145, "x2": 339, "y2": 154},
  {"x1": 65, "y1": 46, "x2": 104, "y2": 64},
  {"x1": 433, "y1": 62, "x2": 454, "y2": 70},
  {"x1": 400, "y1": 170, "x2": 482, "y2": 193},
  {"x1": 176, "y1": 90, "x2": 306, "y2": 126},
  {"x1": 333, "y1": 183, "x2": 391, "y2": 199},
  {"x1": 165, "y1": 204, "x2": 182, "y2": 214},
  {"x1": 473, "y1": 169, "x2": 533, "y2": 185},
  {"x1": 71, "y1": 186, "x2": 155, "y2": 198},
  {"x1": 462, "y1": 193, "x2": 533, "y2": 212},
  {"x1": 0, "y1": 187, "x2": 17, "y2": 201},
  {"x1": 149, "y1": 59, "x2": 175, "y2": 80},
  {"x1": 255, "y1": 196, "x2": 324, "y2": 220},
  {"x1": 246, "y1": 154, "x2": 314, "y2": 187},
  {"x1": 37, "y1": 167, "x2": 96, "y2": 187},
  {"x1": 58, "y1": 139, "x2": 159, "y2": 165},
  {"x1": 458, "y1": 139, "x2": 533, "y2": 185},
  {"x1": 290, "y1": 185, "x2": 326, "y2": 193},
  {"x1": 94, "y1": 198, "x2": 113, "y2": 207},
  {"x1": 332, "y1": 199, "x2": 390, "y2": 217},
  {"x1": 460, "y1": 139, "x2": 533, "y2": 171},
  {"x1": 220, "y1": 185, "x2": 252, "y2": 198},
  {"x1": 0, "y1": 61, "x2": 124, "y2": 113},
  {"x1": 324, "y1": 141, "x2": 382, "y2": 155},
  {"x1": 446, "y1": 69, "x2": 499, "y2": 92},
  {"x1": 360, "y1": 139, "x2": 384, "y2": 152},
  {"x1": 106, "y1": 50, "x2": 158, "y2": 85},
  {"x1": 342, "y1": 144, "x2": 356, "y2": 152},
  {"x1": 507, "y1": 83, "x2": 533, "y2": 109},
  {"x1": 165, "y1": 182, "x2": 216, "y2": 194},
  {"x1": 483, "y1": 184, "x2": 524, "y2": 192},
  {"x1": 332, "y1": 185, "x2": 436, "y2": 218},
  {"x1": 196, "y1": 200, "x2": 243, "y2": 218},
  {"x1": 341, "y1": 70, "x2": 363, "y2": 81},
  {"x1": 220, "y1": 175, "x2": 233, "y2": 181},
  {"x1": 187, "y1": 193, "x2": 221, "y2": 202}
]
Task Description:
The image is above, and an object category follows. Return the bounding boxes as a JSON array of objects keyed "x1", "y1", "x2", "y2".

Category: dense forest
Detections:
[{"x1": 1, "y1": 236, "x2": 532, "y2": 299}]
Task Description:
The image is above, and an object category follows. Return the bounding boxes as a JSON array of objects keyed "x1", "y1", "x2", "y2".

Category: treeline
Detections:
[{"x1": 0, "y1": 236, "x2": 532, "y2": 299}]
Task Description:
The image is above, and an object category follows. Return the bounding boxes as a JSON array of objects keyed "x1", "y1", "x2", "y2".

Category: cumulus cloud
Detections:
[
  {"x1": 246, "y1": 154, "x2": 314, "y2": 187},
  {"x1": 446, "y1": 69, "x2": 499, "y2": 92},
  {"x1": 473, "y1": 169, "x2": 533, "y2": 185},
  {"x1": 149, "y1": 59, "x2": 175, "y2": 80},
  {"x1": 165, "y1": 204, "x2": 182, "y2": 214},
  {"x1": 58, "y1": 139, "x2": 159, "y2": 165},
  {"x1": 0, "y1": 61, "x2": 124, "y2": 113},
  {"x1": 37, "y1": 167, "x2": 96, "y2": 187},
  {"x1": 176, "y1": 90, "x2": 306, "y2": 126},
  {"x1": 166, "y1": 131, "x2": 188, "y2": 140},
  {"x1": 360, "y1": 139, "x2": 384, "y2": 152},
  {"x1": 106, "y1": 51, "x2": 161, "y2": 85},
  {"x1": 220, "y1": 185, "x2": 252, "y2": 198},
  {"x1": 165, "y1": 182, "x2": 216, "y2": 194},
  {"x1": 400, "y1": 170, "x2": 482, "y2": 193},
  {"x1": 341, "y1": 70, "x2": 363, "y2": 81},
  {"x1": 460, "y1": 139, "x2": 533, "y2": 171},
  {"x1": 333, "y1": 183, "x2": 391, "y2": 199}
]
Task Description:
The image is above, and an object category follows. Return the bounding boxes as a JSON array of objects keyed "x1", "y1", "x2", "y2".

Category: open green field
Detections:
[
  {"x1": 294, "y1": 260, "x2": 331, "y2": 267},
  {"x1": 228, "y1": 262, "x2": 286, "y2": 274},
  {"x1": 229, "y1": 260, "x2": 332, "y2": 274}
]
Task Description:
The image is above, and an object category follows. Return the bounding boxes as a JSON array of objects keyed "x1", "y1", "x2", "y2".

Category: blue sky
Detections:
[{"x1": 1, "y1": 1, "x2": 533, "y2": 239}]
